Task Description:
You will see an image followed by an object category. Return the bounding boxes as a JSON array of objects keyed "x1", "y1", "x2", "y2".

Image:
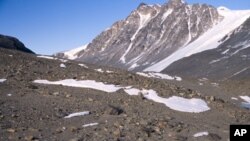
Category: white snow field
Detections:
[{"x1": 34, "y1": 79, "x2": 210, "y2": 113}]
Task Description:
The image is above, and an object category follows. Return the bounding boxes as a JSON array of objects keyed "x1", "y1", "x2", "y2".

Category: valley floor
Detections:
[{"x1": 0, "y1": 48, "x2": 250, "y2": 141}]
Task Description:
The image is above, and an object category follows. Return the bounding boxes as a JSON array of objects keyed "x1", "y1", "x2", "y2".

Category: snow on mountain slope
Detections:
[
  {"x1": 144, "y1": 8, "x2": 250, "y2": 72},
  {"x1": 120, "y1": 11, "x2": 155, "y2": 63},
  {"x1": 55, "y1": 44, "x2": 88, "y2": 60}
]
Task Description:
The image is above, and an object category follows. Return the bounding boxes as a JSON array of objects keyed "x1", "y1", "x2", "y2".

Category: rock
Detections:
[
  {"x1": 66, "y1": 94, "x2": 72, "y2": 98},
  {"x1": 28, "y1": 85, "x2": 39, "y2": 89},
  {"x1": 55, "y1": 128, "x2": 63, "y2": 134},
  {"x1": 7, "y1": 128, "x2": 16, "y2": 133},
  {"x1": 52, "y1": 92, "x2": 60, "y2": 96},
  {"x1": 207, "y1": 133, "x2": 221, "y2": 141},
  {"x1": 69, "y1": 137, "x2": 82, "y2": 141},
  {"x1": 70, "y1": 126, "x2": 79, "y2": 132},
  {"x1": 210, "y1": 96, "x2": 215, "y2": 101},
  {"x1": 88, "y1": 98, "x2": 94, "y2": 102},
  {"x1": 105, "y1": 105, "x2": 124, "y2": 115},
  {"x1": 113, "y1": 129, "x2": 121, "y2": 136},
  {"x1": 24, "y1": 135, "x2": 36, "y2": 141}
]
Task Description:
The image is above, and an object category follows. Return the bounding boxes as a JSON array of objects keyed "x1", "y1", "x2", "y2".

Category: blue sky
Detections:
[{"x1": 0, "y1": 0, "x2": 249, "y2": 55}]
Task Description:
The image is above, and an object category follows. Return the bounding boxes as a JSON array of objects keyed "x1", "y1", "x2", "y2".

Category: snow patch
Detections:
[
  {"x1": 95, "y1": 68, "x2": 104, "y2": 73},
  {"x1": 33, "y1": 79, "x2": 122, "y2": 93},
  {"x1": 60, "y1": 63, "x2": 66, "y2": 68},
  {"x1": 240, "y1": 96, "x2": 250, "y2": 109},
  {"x1": 136, "y1": 72, "x2": 182, "y2": 81},
  {"x1": 7, "y1": 94, "x2": 12, "y2": 97},
  {"x1": 0, "y1": 79, "x2": 6, "y2": 83},
  {"x1": 83, "y1": 123, "x2": 98, "y2": 127},
  {"x1": 106, "y1": 70, "x2": 114, "y2": 73},
  {"x1": 123, "y1": 88, "x2": 209, "y2": 113},
  {"x1": 240, "y1": 96, "x2": 250, "y2": 103},
  {"x1": 78, "y1": 63, "x2": 88, "y2": 68},
  {"x1": 193, "y1": 132, "x2": 209, "y2": 137},
  {"x1": 37, "y1": 55, "x2": 55, "y2": 60},
  {"x1": 161, "y1": 9, "x2": 173, "y2": 23},
  {"x1": 64, "y1": 111, "x2": 90, "y2": 118},
  {"x1": 233, "y1": 67, "x2": 249, "y2": 76},
  {"x1": 142, "y1": 90, "x2": 210, "y2": 113},
  {"x1": 231, "y1": 97, "x2": 238, "y2": 100},
  {"x1": 221, "y1": 49, "x2": 230, "y2": 54},
  {"x1": 120, "y1": 12, "x2": 152, "y2": 63},
  {"x1": 60, "y1": 44, "x2": 88, "y2": 60},
  {"x1": 124, "y1": 87, "x2": 142, "y2": 96},
  {"x1": 129, "y1": 63, "x2": 139, "y2": 70},
  {"x1": 37, "y1": 55, "x2": 68, "y2": 63}
]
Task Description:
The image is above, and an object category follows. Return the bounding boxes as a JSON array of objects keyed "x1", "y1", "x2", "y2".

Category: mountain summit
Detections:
[{"x1": 168, "y1": 0, "x2": 186, "y2": 7}]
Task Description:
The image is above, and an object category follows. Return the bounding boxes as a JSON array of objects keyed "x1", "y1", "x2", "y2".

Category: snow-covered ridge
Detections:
[
  {"x1": 144, "y1": 8, "x2": 250, "y2": 72},
  {"x1": 59, "y1": 44, "x2": 88, "y2": 60}
]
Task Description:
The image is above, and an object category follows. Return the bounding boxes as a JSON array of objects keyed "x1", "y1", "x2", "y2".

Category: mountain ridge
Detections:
[{"x1": 55, "y1": 0, "x2": 250, "y2": 81}]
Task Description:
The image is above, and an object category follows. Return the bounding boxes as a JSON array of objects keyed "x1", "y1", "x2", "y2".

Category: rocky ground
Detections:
[{"x1": 1, "y1": 48, "x2": 250, "y2": 141}]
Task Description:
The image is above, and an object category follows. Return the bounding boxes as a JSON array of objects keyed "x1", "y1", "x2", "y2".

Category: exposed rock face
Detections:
[
  {"x1": 61, "y1": 0, "x2": 221, "y2": 71},
  {"x1": 162, "y1": 17, "x2": 250, "y2": 80},
  {"x1": 0, "y1": 34, "x2": 35, "y2": 54}
]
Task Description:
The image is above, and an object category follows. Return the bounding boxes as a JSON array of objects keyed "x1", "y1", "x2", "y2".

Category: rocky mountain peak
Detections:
[
  {"x1": 167, "y1": 0, "x2": 185, "y2": 7},
  {"x1": 138, "y1": 2, "x2": 147, "y2": 8}
]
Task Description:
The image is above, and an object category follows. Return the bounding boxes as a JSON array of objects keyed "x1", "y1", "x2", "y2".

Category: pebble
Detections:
[
  {"x1": 7, "y1": 128, "x2": 16, "y2": 133},
  {"x1": 52, "y1": 92, "x2": 60, "y2": 96},
  {"x1": 69, "y1": 138, "x2": 82, "y2": 141},
  {"x1": 24, "y1": 135, "x2": 36, "y2": 141},
  {"x1": 88, "y1": 98, "x2": 94, "y2": 102},
  {"x1": 66, "y1": 94, "x2": 72, "y2": 98},
  {"x1": 113, "y1": 129, "x2": 121, "y2": 136}
]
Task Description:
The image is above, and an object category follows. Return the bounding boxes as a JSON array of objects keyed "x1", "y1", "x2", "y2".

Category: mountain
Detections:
[
  {"x1": 162, "y1": 16, "x2": 250, "y2": 80},
  {"x1": 0, "y1": 34, "x2": 35, "y2": 54},
  {"x1": 56, "y1": 0, "x2": 250, "y2": 74}
]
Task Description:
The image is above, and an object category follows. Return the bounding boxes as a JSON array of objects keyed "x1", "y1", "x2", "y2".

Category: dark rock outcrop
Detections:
[{"x1": 0, "y1": 34, "x2": 35, "y2": 54}]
